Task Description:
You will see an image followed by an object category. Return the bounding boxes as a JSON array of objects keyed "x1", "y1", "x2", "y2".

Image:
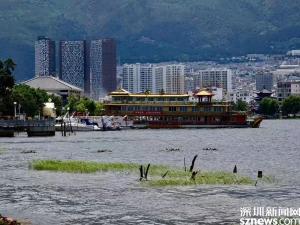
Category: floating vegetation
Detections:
[
  {"x1": 96, "y1": 149, "x2": 112, "y2": 153},
  {"x1": 29, "y1": 160, "x2": 266, "y2": 187},
  {"x1": 202, "y1": 147, "x2": 218, "y2": 151},
  {"x1": 147, "y1": 171, "x2": 254, "y2": 187},
  {"x1": 31, "y1": 160, "x2": 139, "y2": 173},
  {"x1": 21, "y1": 150, "x2": 36, "y2": 154},
  {"x1": 164, "y1": 147, "x2": 181, "y2": 152}
]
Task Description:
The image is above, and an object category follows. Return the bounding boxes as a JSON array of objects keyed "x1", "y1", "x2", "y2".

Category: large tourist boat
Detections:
[{"x1": 103, "y1": 89, "x2": 263, "y2": 129}]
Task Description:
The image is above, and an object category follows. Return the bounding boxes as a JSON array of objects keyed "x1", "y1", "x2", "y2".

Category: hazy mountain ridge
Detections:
[{"x1": 1, "y1": 0, "x2": 300, "y2": 80}]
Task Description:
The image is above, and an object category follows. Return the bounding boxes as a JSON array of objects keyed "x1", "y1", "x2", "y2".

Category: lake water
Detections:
[{"x1": 0, "y1": 120, "x2": 299, "y2": 224}]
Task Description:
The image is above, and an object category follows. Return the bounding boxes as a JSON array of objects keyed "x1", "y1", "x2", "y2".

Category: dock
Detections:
[{"x1": 0, "y1": 119, "x2": 55, "y2": 137}]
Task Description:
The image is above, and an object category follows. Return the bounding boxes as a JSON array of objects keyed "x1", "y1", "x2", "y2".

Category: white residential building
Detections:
[
  {"x1": 191, "y1": 69, "x2": 232, "y2": 96},
  {"x1": 165, "y1": 64, "x2": 185, "y2": 94},
  {"x1": 122, "y1": 63, "x2": 185, "y2": 94}
]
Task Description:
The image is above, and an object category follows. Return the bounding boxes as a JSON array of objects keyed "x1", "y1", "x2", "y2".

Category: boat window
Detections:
[
  {"x1": 204, "y1": 107, "x2": 210, "y2": 112},
  {"x1": 169, "y1": 106, "x2": 176, "y2": 112},
  {"x1": 180, "y1": 106, "x2": 187, "y2": 112}
]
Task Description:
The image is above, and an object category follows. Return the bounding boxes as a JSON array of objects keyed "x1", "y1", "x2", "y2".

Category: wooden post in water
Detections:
[
  {"x1": 189, "y1": 154, "x2": 198, "y2": 172},
  {"x1": 63, "y1": 122, "x2": 66, "y2": 137},
  {"x1": 191, "y1": 171, "x2": 198, "y2": 181},
  {"x1": 139, "y1": 165, "x2": 144, "y2": 181},
  {"x1": 144, "y1": 164, "x2": 150, "y2": 180},
  {"x1": 258, "y1": 171, "x2": 263, "y2": 178},
  {"x1": 233, "y1": 165, "x2": 237, "y2": 173}
]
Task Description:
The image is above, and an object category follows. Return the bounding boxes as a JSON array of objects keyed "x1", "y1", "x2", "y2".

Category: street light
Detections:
[{"x1": 13, "y1": 102, "x2": 17, "y2": 118}]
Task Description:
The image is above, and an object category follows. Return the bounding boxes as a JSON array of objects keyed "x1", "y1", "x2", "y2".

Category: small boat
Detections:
[{"x1": 55, "y1": 115, "x2": 101, "y2": 131}]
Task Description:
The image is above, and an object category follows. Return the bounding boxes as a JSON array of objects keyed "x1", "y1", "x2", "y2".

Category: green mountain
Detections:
[{"x1": 1, "y1": 0, "x2": 300, "y2": 81}]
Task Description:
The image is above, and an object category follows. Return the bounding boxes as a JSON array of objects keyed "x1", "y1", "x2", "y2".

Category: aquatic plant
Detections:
[
  {"x1": 147, "y1": 171, "x2": 254, "y2": 187},
  {"x1": 31, "y1": 160, "x2": 140, "y2": 173},
  {"x1": 30, "y1": 160, "x2": 261, "y2": 187}
]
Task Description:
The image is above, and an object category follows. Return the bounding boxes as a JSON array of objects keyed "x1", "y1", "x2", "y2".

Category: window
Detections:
[
  {"x1": 180, "y1": 106, "x2": 187, "y2": 112},
  {"x1": 169, "y1": 106, "x2": 176, "y2": 112}
]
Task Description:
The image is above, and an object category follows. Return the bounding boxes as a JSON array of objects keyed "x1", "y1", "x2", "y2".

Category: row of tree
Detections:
[
  {"x1": 234, "y1": 97, "x2": 300, "y2": 117},
  {"x1": 65, "y1": 95, "x2": 104, "y2": 116}
]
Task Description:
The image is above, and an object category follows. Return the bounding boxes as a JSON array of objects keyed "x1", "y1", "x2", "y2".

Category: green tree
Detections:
[
  {"x1": 282, "y1": 96, "x2": 300, "y2": 116},
  {"x1": 233, "y1": 100, "x2": 248, "y2": 111},
  {"x1": 50, "y1": 94, "x2": 63, "y2": 116},
  {"x1": 94, "y1": 102, "x2": 104, "y2": 116},
  {"x1": 65, "y1": 94, "x2": 80, "y2": 112},
  {"x1": 259, "y1": 98, "x2": 279, "y2": 116},
  {"x1": 84, "y1": 98, "x2": 96, "y2": 115},
  {"x1": 75, "y1": 102, "x2": 86, "y2": 113},
  {"x1": 0, "y1": 58, "x2": 16, "y2": 116},
  {"x1": 12, "y1": 85, "x2": 50, "y2": 117}
]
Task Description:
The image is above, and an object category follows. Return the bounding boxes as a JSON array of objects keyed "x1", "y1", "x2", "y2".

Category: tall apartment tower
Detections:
[
  {"x1": 165, "y1": 64, "x2": 185, "y2": 94},
  {"x1": 122, "y1": 64, "x2": 184, "y2": 94},
  {"x1": 101, "y1": 39, "x2": 117, "y2": 94},
  {"x1": 255, "y1": 72, "x2": 273, "y2": 91},
  {"x1": 59, "y1": 40, "x2": 89, "y2": 93},
  {"x1": 122, "y1": 63, "x2": 141, "y2": 93},
  {"x1": 194, "y1": 69, "x2": 232, "y2": 93},
  {"x1": 35, "y1": 36, "x2": 56, "y2": 76},
  {"x1": 90, "y1": 39, "x2": 117, "y2": 100}
]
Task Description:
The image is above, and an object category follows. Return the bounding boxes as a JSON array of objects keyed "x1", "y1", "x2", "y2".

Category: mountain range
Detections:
[{"x1": 1, "y1": 0, "x2": 300, "y2": 81}]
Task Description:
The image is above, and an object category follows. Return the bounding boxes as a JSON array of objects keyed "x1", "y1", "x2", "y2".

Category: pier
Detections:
[{"x1": 0, "y1": 119, "x2": 55, "y2": 137}]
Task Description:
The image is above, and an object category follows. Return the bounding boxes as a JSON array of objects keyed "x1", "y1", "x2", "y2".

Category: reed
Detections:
[
  {"x1": 31, "y1": 160, "x2": 140, "y2": 173},
  {"x1": 31, "y1": 160, "x2": 258, "y2": 187},
  {"x1": 147, "y1": 171, "x2": 254, "y2": 187}
]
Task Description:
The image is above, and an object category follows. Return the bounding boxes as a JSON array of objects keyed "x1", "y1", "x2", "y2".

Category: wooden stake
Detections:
[{"x1": 189, "y1": 154, "x2": 198, "y2": 172}]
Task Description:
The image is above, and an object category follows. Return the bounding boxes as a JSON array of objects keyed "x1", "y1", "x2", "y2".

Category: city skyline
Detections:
[{"x1": 35, "y1": 37, "x2": 117, "y2": 99}]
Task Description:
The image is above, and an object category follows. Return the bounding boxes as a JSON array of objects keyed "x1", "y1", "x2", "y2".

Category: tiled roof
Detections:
[{"x1": 23, "y1": 76, "x2": 83, "y2": 92}]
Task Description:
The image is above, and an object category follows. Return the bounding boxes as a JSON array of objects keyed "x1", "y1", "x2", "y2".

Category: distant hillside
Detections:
[{"x1": 1, "y1": 0, "x2": 300, "y2": 81}]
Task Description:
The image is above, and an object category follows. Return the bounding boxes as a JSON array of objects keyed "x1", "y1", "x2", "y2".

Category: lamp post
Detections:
[{"x1": 13, "y1": 102, "x2": 17, "y2": 118}]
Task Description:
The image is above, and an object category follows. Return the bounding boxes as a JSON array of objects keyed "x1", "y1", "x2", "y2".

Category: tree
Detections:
[
  {"x1": 75, "y1": 102, "x2": 86, "y2": 113},
  {"x1": 233, "y1": 100, "x2": 248, "y2": 111},
  {"x1": 94, "y1": 102, "x2": 104, "y2": 116},
  {"x1": 65, "y1": 94, "x2": 80, "y2": 112},
  {"x1": 0, "y1": 58, "x2": 16, "y2": 116},
  {"x1": 259, "y1": 98, "x2": 279, "y2": 116},
  {"x1": 282, "y1": 96, "x2": 300, "y2": 117},
  {"x1": 50, "y1": 94, "x2": 63, "y2": 116}
]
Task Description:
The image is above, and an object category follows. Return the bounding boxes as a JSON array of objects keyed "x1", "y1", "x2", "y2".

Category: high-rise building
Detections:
[
  {"x1": 193, "y1": 69, "x2": 232, "y2": 93},
  {"x1": 255, "y1": 72, "x2": 273, "y2": 91},
  {"x1": 122, "y1": 64, "x2": 185, "y2": 94},
  {"x1": 89, "y1": 40, "x2": 103, "y2": 100},
  {"x1": 59, "y1": 40, "x2": 89, "y2": 93},
  {"x1": 89, "y1": 39, "x2": 117, "y2": 99},
  {"x1": 277, "y1": 80, "x2": 300, "y2": 101},
  {"x1": 35, "y1": 36, "x2": 56, "y2": 76},
  {"x1": 122, "y1": 64, "x2": 140, "y2": 93},
  {"x1": 153, "y1": 66, "x2": 166, "y2": 93},
  {"x1": 165, "y1": 64, "x2": 185, "y2": 94},
  {"x1": 101, "y1": 39, "x2": 117, "y2": 94}
]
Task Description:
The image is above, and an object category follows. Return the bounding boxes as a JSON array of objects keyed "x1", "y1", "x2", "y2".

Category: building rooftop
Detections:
[
  {"x1": 109, "y1": 89, "x2": 189, "y2": 97},
  {"x1": 195, "y1": 90, "x2": 214, "y2": 96},
  {"x1": 23, "y1": 76, "x2": 83, "y2": 92}
]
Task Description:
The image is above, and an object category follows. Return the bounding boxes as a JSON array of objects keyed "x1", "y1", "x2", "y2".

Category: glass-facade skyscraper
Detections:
[
  {"x1": 90, "y1": 39, "x2": 117, "y2": 100},
  {"x1": 35, "y1": 36, "x2": 56, "y2": 77},
  {"x1": 59, "y1": 40, "x2": 89, "y2": 93}
]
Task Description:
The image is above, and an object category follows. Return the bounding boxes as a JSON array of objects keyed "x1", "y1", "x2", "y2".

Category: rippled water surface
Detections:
[{"x1": 0, "y1": 120, "x2": 299, "y2": 224}]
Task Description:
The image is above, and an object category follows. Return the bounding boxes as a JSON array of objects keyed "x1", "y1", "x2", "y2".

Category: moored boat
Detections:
[{"x1": 103, "y1": 89, "x2": 263, "y2": 129}]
